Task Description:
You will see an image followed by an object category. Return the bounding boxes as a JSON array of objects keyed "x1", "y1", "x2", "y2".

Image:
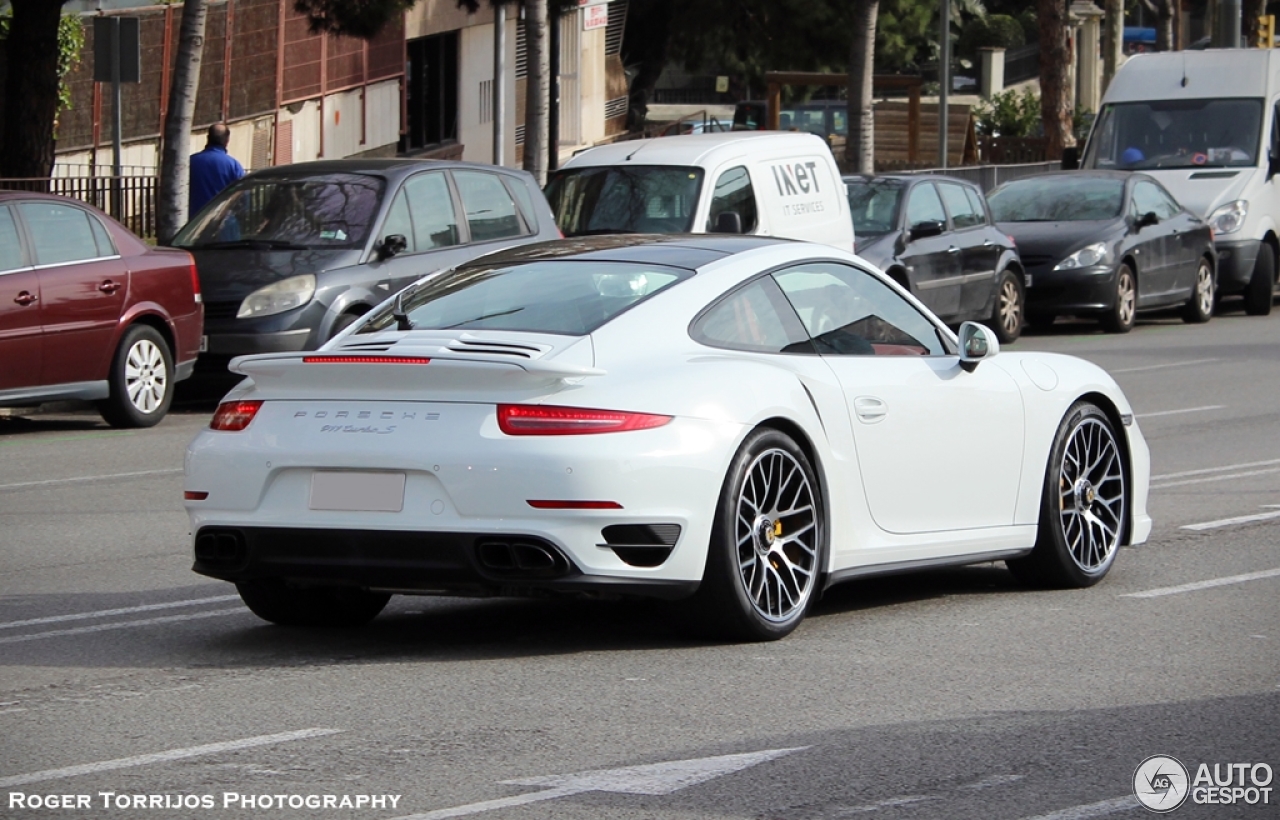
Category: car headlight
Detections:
[
  {"x1": 236, "y1": 274, "x2": 316, "y2": 319},
  {"x1": 1208, "y1": 200, "x2": 1248, "y2": 235},
  {"x1": 1054, "y1": 241, "x2": 1112, "y2": 270}
]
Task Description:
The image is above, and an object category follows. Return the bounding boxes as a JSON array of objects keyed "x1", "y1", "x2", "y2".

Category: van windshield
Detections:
[
  {"x1": 544, "y1": 166, "x2": 704, "y2": 236},
  {"x1": 1083, "y1": 98, "x2": 1263, "y2": 170}
]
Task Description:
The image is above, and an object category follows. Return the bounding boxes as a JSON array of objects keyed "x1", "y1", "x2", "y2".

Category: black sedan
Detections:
[
  {"x1": 987, "y1": 171, "x2": 1216, "y2": 333},
  {"x1": 846, "y1": 174, "x2": 1026, "y2": 342}
]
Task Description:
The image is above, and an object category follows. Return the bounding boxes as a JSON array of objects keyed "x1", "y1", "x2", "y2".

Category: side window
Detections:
[
  {"x1": 17, "y1": 202, "x2": 100, "y2": 265},
  {"x1": 773, "y1": 262, "x2": 947, "y2": 357},
  {"x1": 502, "y1": 176, "x2": 540, "y2": 232},
  {"x1": 1131, "y1": 181, "x2": 1172, "y2": 219},
  {"x1": 402, "y1": 172, "x2": 460, "y2": 251},
  {"x1": 88, "y1": 214, "x2": 117, "y2": 257},
  {"x1": 905, "y1": 183, "x2": 946, "y2": 229},
  {"x1": 691, "y1": 276, "x2": 811, "y2": 354},
  {"x1": 453, "y1": 170, "x2": 525, "y2": 242},
  {"x1": 1152, "y1": 184, "x2": 1182, "y2": 219},
  {"x1": 381, "y1": 188, "x2": 417, "y2": 253},
  {"x1": 938, "y1": 183, "x2": 983, "y2": 229},
  {"x1": 705, "y1": 166, "x2": 758, "y2": 233},
  {"x1": 963, "y1": 186, "x2": 990, "y2": 226},
  {"x1": 0, "y1": 206, "x2": 27, "y2": 272}
]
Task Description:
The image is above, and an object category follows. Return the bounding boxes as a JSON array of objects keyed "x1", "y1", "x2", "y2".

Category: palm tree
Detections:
[
  {"x1": 1036, "y1": 0, "x2": 1072, "y2": 160},
  {"x1": 157, "y1": 0, "x2": 208, "y2": 245},
  {"x1": 845, "y1": 0, "x2": 879, "y2": 174}
]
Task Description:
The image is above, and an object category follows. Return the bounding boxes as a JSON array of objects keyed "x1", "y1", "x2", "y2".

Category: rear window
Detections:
[
  {"x1": 361, "y1": 260, "x2": 691, "y2": 337},
  {"x1": 544, "y1": 166, "x2": 704, "y2": 236},
  {"x1": 173, "y1": 173, "x2": 385, "y2": 250}
]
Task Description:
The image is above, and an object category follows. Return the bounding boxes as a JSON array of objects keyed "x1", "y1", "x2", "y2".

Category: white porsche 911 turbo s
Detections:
[{"x1": 185, "y1": 235, "x2": 1151, "y2": 641}]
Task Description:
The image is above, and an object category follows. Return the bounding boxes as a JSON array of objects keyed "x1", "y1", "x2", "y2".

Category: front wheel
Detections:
[
  {"x1": 236, "y1": 579, "x2": 390, "y2": 627},
  {"x1": 695, "y1": 429, "x2": 825, "y2": 641},
  {"x1": 1007, "y1": 402, "x2": 1126, "y2": 588},
  {"x1": 96, "y1": 325, "x2": 174, "y2": 428},
  {"x1": 1180, "y1": 257, "x2": 1214, "y2": 324},
  {"x1": 1244, "y1": 242, "x2": 1275, "y2": 316},
  {"x1": 1100, "y1": 263, "x2": 1136, "y2": 333},
  {"x1": 990, "y1": 269, "x2": 1024, "y2": 343}
]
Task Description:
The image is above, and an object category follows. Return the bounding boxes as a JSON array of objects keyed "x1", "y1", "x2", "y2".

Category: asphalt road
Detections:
[{"x1": 1, "y1": 307, "x2": 1277, "y2": 820}]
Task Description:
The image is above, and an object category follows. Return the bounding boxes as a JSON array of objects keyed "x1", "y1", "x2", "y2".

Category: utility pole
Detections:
[
  {"x1": 939, "y1": 0, "x2": 949, "y2": 168},
  {"x1": 494, "y1": 2, "x2": 506, "y2": 166}
]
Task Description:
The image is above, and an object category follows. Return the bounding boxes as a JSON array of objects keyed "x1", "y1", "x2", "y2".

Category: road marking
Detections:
[
  {"x1": 1111, "y1": 357, "x2": 1218, "y2": 374},
  {"x1": 388, "y1": 747, "x2": 809, "y2": 820},
  {"x1": 0, "y1": 608, "x2": 244, "y2": 645},
  {"x1": 1180, "y1": 506, "x2": 1280, "y2": 531},
  {"x1": 1137, "y1": 404, "x2": 1224, "y2": 418},
  {"x1": 0, "y1": 595, "x2": 240, "y2": 630},
  {"x1": 1151, "y1": 467, "x2": 1280, "y2": 489},
  {"x1": 1152, "y1": 458, "x2": 1280, "y2": 481},
  {"x1": 1122, "y1": 567, "x2": 1280, "y2": 598},
  {"x1": 838, "y1": 795, "x2": 937, "y2": 813},
  {"x1": 0, "y1": 728, "x2": 342, "y2": 788},
  {"x1": 0, "y1": 468, "x2": 182, "y2": 491},
  {"x1": 1016, "y1": 795, "x2": 1138, "y2": 820}
]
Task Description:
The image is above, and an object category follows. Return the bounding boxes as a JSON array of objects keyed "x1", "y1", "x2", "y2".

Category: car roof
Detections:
[
  {"x1": 843, "y1": 173, "x2": 979, "y2": 188},
  {"x1": 240, "y1": 158, "x2": 533, "y2": 182},
  {"x1": 560, "y1": 132, "x2": 833, "y2": 169},
  {"x1": 462, "y1": 234, "x2": 789, "y2": 270},
  {"x1": 992, "y1": 170, "x2": 1142, "y2": 189}
]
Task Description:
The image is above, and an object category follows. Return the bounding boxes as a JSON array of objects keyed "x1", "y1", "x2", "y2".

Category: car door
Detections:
[
  {"x1": 374, "y1": 171, "x2": 472, "y2": 294},
  {"x1": 0, "y1": 204, "x2": 41, "y2": 391},
  {"x1": 1150, "y1": 180, "x2": 1203, "y2": 296},
  {"x1": 17, "y1": 200, "x2": 128, "y2": 386},
  {"x1": 900, "y1": 182, "x2": 962, "y2": 318},
  {"x1": 772, "y1": 261, "x2": 1024, "y2": 535},
  {"x1": 1129, "y1": 180, "x2": 1180, "y2": 302},
  {"x1": 939, "y1": 182, "x2": 1000, "y2": 318}
]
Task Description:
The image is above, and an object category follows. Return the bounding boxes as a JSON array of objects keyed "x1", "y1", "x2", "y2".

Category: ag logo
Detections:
[{"x1": 1134, "y1": 755, "x2": 1190, "y2": 813}]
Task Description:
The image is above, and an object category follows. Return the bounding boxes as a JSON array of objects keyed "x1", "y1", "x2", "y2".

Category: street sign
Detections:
[
  {"x1": 583, "y1": 3, "x2": 609, "y2": 30},
  {"x1": 93, "y1": 17, "x2": 141, "y2": 84}
]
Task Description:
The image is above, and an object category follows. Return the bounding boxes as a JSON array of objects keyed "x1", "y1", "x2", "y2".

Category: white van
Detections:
[
  {"x1": 544, "y1": 132, "x2": 855, "y2": 252},
  {"x1": 1079, "y1": 49, "x2": 1280, "y2": 314}
]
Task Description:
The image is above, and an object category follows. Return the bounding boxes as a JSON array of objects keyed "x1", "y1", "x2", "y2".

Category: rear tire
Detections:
[
  {"x1": 236, "y1": 579, "x2": 390, "y2": 627},
  {"x1": 1180, "y1": 257, "x2": 1214, "y2": 324},
  {"x1": 991, "y1": 269, "x2": 1024, "y2": 343},
  {"x1": 1007, "y1": 402, "x2": 1126, "y2": 589},
  {"x1": 1101, "y1": 264, "x2": 1136, "y2": 333},
  {"x1": 1244, "y1": 242, "x2": 1275, "y2": 316},
  {"x1": 96, "y1": 325, "x2": 174, "y2": 428},
  {"x1": 694, "y1": 429, "x2": 824, "y2": 641}
]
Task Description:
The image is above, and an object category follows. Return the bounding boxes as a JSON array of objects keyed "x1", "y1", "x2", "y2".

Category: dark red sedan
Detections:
[{"x1": 0, "y1": 192, "x2": 203, "y2": 427}]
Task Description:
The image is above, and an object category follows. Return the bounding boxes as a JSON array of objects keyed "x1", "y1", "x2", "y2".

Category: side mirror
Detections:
[
  {"x1": 1269, "y1": 153, "x2": 1280, "y2": 179},
  {"x1": 379, "y1": 234, "x2": 408, "y2": 259},
  {"x1": 909, "y1": 220, "x2": 945, "y2": 241},
  {"x1": 1061, "y1": 146, "x2": 1080, "y2": 170},
  {"x1": 1136, "y1": 211, "x2": 1159, "y2": 229},
  {"x1": 958, "y1": 321, "x2": 1000, "y2": 372},
  {"x1": 712, "y1": 211, "x2": 744, "y2": 234}
]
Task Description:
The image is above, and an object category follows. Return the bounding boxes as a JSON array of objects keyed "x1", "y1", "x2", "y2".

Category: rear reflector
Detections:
[
  {"x1": 497, "y1": 404, "x2": 672, "y2": 435},
  {"x1": 184, "y1": 491, "x2": 209, "y2": 501},
  {"x1": 302, "y1": 355, "x2": 431, "y2": 364},
  {"x1": 210, "y1": 400, "x2": 263, "y2": 431},
  {"x1": 527, "y1": 500, "x2": 624, "y2": 509}
]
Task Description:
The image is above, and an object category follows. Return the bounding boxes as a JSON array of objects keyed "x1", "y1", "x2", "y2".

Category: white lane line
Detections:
[
  {"x1": 1122, "y1": 567, "x2": 1280, "y2": 598},
  {"x1": 0, "y1": 608, "x2": 244, "y2": 645},
  {"x1": 1137, "y1": 405, "x2": 1224, "y2": 419},
  {"x1": 0, "y1": 728, "x2": 342, "y2": 788},
  {"x1": 0, "y1": 468, "x2": 182, "y2": 491},
  {"x1": 1111, "y1": 357, "x2": 1218, "y2": 374},
  {"x1": 0, "y1": 595, "x2": 240, "y2": 630},
  {"x1": 0, "y1": 708, "x2": 28, "y2": 715},
  {"x1": 1152, "y1": 458, "x2": 1280, "y2": 481},
  {"x1": 1151, "y1": 467, "x2": 1280, "y2": 489},
  {"x1": 1181, "y1": 509, "x2": 1280, "y2": 531},
  {"x1": 838, "y1": 795, "x2": 937, "y2": 813},
  {"x1": 392, "y1": 787, "x2": 585, "y2": 820},
  {"x1": 1016, "y1": 795, "x2": 1138, "y2": 820}
]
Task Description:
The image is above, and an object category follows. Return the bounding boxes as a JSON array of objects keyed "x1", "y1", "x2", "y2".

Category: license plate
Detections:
[
  {"x1": 1024, "y1": 274, "x2": 1033, "y2": 288},
  {"x1": 309, "y1": 471, "x2": 406, "y2": 512},
  {"x1": 199, "y1": 335, "x2": 208, "y2": 352}
]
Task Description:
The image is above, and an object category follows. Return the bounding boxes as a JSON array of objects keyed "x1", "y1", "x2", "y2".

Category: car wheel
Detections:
[
  {"x1": 696, "y1": 429, "x2": 824, "y2": 641},
  {"x1": 1101, "y1": 263, "x2": 1136, "y2": 333},
  {"x1": 1180, "y1": 257, "x2": 1214, "y2": 324},
  {"x1": 991, "y1": 269, "x2": 1024, "y2": 343},
  {"x1": 1007, "y1": 402, "x2": 1126, "y2": 589},
  {"x1": 96, "y1": 325, "x2": 174, "y2": 428},
  {"x1": 235, "y1": 578, "x2": 390, "y2": 627},
  {"x1": 1244, "y1": 242, "x2": 1275, "y2": 316},
  {"x1": 327, "y1": 310, "x2": 365, "y2": 341}
]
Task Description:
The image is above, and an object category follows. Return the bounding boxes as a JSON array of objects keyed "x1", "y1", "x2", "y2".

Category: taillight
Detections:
[
  {"x1": 189, "y1": 261, "x2": 202, "y2": 304},
  {"x1": 497, "y1": 404, "x2": 672, "y2": 435},
  {"x1": 302, "y1": 356, "x2": 431, "y2": 364},
  {"x1": 210, "y1": 400, "x2": 263, "y2": 431}
]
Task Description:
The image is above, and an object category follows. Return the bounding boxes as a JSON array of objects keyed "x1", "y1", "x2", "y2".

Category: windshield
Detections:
[
  {"x1": 360, "y1": 260, "x2": 691, "y2": 337},
  {"x1": 845, "y1": 179, "x2": 903, "y2": 236},
  {"x1": 1083, "y1": 98, "x2": 1263, "y2": 170},
  {"x1": 173, "y1": 173, "x2": 385, "y2": 250},
  {"x1": 544, "y1": 166, "x2": 704, "y2": 236},
  {"x1": 988, "y1": 177, "x2": 1124, "y2": 222}
]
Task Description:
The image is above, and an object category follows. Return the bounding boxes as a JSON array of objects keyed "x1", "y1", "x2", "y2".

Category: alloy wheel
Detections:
[
  {"x1": 1057, "y1": 417, "x2": 1125, "y2": 573},
  {"x1": 734, "y1": 448, "x2": 819, "y2": 622},
  {"x1": 124, "y1": 338, "x2": 168, "y2": 415},
  {"x1": 999, "y1": 277, "x2": 1022, "y2": 337},
  {"x1": 1116, "y1": 270, "x2": 1136, "y2": 327},
  {"x1": 1195, "y1": 261, "x2": 1213, "y2": 316}
]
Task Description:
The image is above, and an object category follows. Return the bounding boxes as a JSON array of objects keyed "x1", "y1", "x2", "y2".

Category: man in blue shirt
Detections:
[{"x1": 189, "y1": 122, "x2": 245, "y2": 216}]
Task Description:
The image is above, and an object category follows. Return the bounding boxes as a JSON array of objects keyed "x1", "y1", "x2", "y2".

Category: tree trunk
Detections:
[
  {"x1": 845, "y1": 0, "x2": 878, "y2": 175},
  {"x1": 1245, "y1": 0, "x2": 1267, "y2": 47},
  {"x1": 1142, "y1": 0, "x2": 1175, "y2": 51},
  {"x1": 0, "y1": 0, "x2": 67, "y2": 180},
  {"x1": 1037, "y1": 0, "x2": 1072, "y2": 161},
  {"x1": 157, "y1": 0, "x2": 208, "y2": 245},
  {"x1": 522, "y1": 0, "x2": 549, "y2": 185}
]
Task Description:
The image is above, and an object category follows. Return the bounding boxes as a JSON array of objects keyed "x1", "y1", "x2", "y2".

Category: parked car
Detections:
[
  {"x1": 172, "y1": 159, "x2": 561, "y2": 364},
  {"x1": 545, "y1": 132, "x2": 855, "y2": 251},
  {"x1": 988, "y1": 171, "x2": 1216, "y2": 333},
  {"x1": 732, "y1": 100, "x2": 847, "y2": 144},
  {"x1": 0, "y1": 192, "x2": 202, "y2": 427},
  {"x1": 846, "y1": 174, "x2": 1026, "y2": 343},
  {"x1": 186, "y1": 235, "x2": 1152, "y2": 641}
]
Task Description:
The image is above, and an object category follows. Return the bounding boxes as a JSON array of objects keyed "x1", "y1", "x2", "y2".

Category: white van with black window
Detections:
[{"x1": 545, "y1": 132, "x2": 855, "y2": 251}]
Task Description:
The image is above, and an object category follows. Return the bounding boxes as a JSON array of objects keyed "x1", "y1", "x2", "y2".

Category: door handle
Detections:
[
  {"x1": 13, "y1": 291, "x2": 37, "y2": 306},
  {"x1": 853, "y1": 396, "x2": 887, "y2": 424},
  {"x1": 98, "y1": 280, "x2": 121, "y2": 294}
]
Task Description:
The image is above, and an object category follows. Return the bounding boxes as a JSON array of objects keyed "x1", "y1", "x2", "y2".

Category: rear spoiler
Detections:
[{"x1": 229, "y1": 351, "x2": 605, "y2": 380}]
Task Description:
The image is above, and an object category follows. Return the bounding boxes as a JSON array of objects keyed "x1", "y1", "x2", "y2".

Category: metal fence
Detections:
[
  {"x1": 899, "y1": 160, "x2": 1061, "y2": 192},
  {"x1": 0, "y1": 174, "x2": 159, "y2": 239},
  {"x1": 1004, "y1": 43, "x2": 1041, "y2": 86}
]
